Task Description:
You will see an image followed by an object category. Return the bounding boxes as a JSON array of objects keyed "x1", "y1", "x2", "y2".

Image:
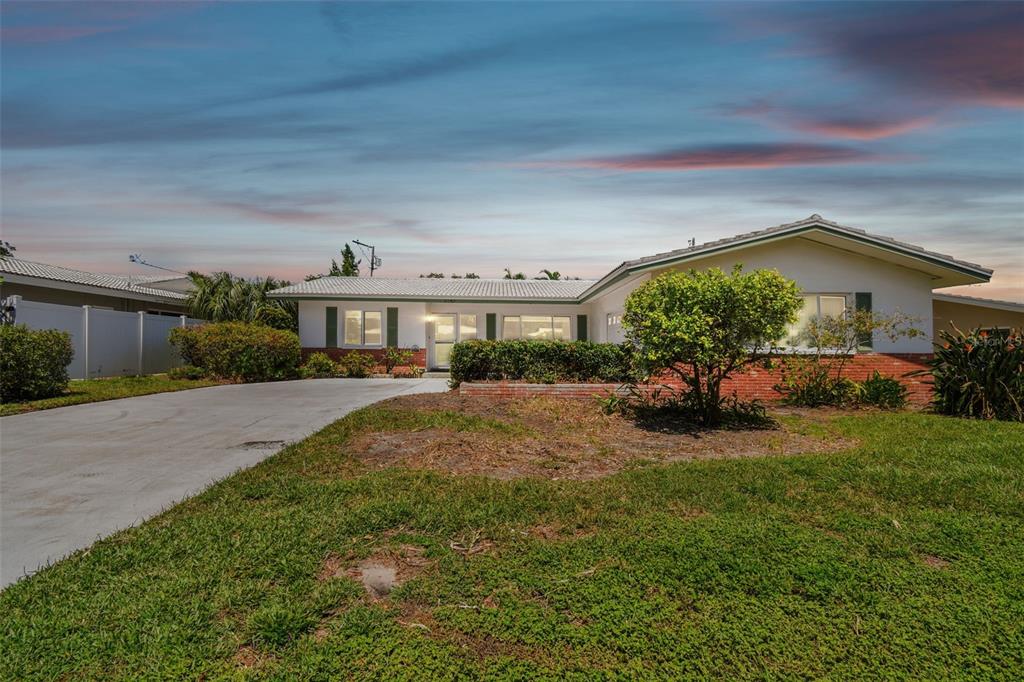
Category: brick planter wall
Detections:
[
  {"x1": 302, "y1": 347, "x2": 427, "y2": 370},
  {"x1": 459, "y1": 353, "x2": 934, "y2": 404}
]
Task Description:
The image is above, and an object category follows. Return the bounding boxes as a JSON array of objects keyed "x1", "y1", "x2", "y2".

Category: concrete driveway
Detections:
[{"x1": 0, "y1": 378, "x2": 447, "y2": 588}]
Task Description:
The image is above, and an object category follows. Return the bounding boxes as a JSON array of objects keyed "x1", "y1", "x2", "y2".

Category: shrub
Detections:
[
  {"x1": 624, "y1": 265, "x2": 802, "y2": 426},
  {"x1": 169, "y1": 322, "x2": 300, "y2": 382},
  {"x1": 167, "y1": 365, "x2": 207, "y2": 380},
  {"x1": 774, "y1": 307, "x2": 922, "y2": 407},
  {"x1": 0, "y1": 324, "x2": 74, "y2": 402},
  {"x1": 859, "y1": 371, "x2": 908, "y2": 409},
  {"x1": 300, "y1": 352, "x2": 338, "y2": 379},
  {"x1": 774, "y1": 359, "x2": 861, "y2": 407},
  {"x1": 382, "y1": 346, "x2": 414, "y2": 374},
  {"x1": 914, "y1": 327, "x2": 1023, "y2": 421},
  {"x1": 338, "y1": 351, "x2": 376, "y2": 378},
  {"x1": 449, "y1": 339, "x2": 636, "y2": 387}
]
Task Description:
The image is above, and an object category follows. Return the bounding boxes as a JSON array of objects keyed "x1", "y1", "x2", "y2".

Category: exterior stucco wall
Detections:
[
  {"x1": 0, "y1": 281, "x2": 186, "y2": 314},
  {"x1": 586, "y1": 236, "x2": 935, "y2": 352},
  {"x1": 298, "y1": 300, "x2": 427, "y2": 349},
  {"x1": 589, "y1": 274, "x2": 650, "y2": 343},
  {"x1": 932, "y1": 298, "x2": 1024, "y2": 339}
]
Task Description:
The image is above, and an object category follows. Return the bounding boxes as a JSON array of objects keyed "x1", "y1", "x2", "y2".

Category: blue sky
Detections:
[{"x1": 2, "y1": 1, "x2": 1022, "y2": 299}]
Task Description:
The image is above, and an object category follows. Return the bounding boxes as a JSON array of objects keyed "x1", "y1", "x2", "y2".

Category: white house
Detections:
[{"x1": 269, "y1": 215, "x2": 1024, "y2": 370}]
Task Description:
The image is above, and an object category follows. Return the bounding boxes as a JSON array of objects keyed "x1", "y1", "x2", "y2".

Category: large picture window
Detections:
[
  {"x1": 784, "y1": 294, "x2": 848, "y2": 347},
  {"x1": 344, "y1": 310, "x2": 383, "y2": 346},
  {"x1": 502, "y1": 315, "x2": 571, "y2": 341}
]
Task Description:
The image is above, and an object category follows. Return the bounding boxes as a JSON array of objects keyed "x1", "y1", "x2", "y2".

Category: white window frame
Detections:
[
  {"x1": 343, "y1": 309, "x2": 384, "y2": 347},
  {"x1": 783, "y1": 293, "x2": 850, "y2": 351},
  {"x1": 501, "y1": 315, "x2": 572, "y2": 341}
]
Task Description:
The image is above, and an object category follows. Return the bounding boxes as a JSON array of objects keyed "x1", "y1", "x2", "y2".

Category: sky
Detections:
[{"x1": 1, "y1": 1, "x2": 1022, "y2": 300}]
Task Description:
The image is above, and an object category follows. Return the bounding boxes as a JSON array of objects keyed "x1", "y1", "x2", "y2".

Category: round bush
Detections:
[
  {"x1": 0, "y1": 324, "x2": 74, "y2": 402},
  {"x1": 300, "y1": 352, "x2": 338, "y2": 378},
  {"x1": 169, "y1": 322, "x2": 300, "y2": 382}
]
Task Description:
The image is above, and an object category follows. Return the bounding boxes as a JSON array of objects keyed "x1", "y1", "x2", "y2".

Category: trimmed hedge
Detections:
[
  {"x1": 0, "y1": 324, "x2": 74, "y2": 402},
  {"x1": 449, "y1": 339, "x2": 636, "y2": 386},
  {"x1": 169, "y1": 322, "x2": 300, "y2": 382}
]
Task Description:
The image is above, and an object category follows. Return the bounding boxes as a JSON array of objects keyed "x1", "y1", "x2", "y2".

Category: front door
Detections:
[{"x1": 431, "y1": 313, "x2": 457, "y2": 369}]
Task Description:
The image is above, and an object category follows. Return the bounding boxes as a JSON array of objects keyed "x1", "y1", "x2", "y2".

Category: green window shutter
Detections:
[
  {"x1": 325, "y1": 307, "x2": 338, "y2": 348},
  {"x1": 577, "y1": 314, "x2": 588, "y2": 341},
  {"x1": 855, "y1": 292, "x2": 872, "y2": 350},
  {"x1": 486, "y1": 313, "x2": 497, "y2": 340},
  {"x1": 386, "y1": 307, "x2": 399, "y2": 347}
]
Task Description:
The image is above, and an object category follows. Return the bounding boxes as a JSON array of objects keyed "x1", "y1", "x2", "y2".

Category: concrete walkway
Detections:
[{"x1": 0, "y1": 378, "x2": 447, "y2": 588}]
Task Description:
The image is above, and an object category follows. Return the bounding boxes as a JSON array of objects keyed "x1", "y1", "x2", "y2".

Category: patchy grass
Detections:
[
  {"x1": 0, "y1": 375, "x2": 224, "y2": 416},
  {"x1": 1, "y1": 400, "x2": 1022, "y2": 679}
]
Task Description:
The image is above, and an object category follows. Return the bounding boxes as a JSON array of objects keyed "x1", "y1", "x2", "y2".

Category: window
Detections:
[
  {"x1": 344, "y1": 310, "x2": 383, "y2": 346},
  {"x1": 784, "y1": 294, "x2": 848, "y2": 346},
  {"x1": 460, "y1": 314, "x2": 478, "y2": 340},
  {"x1": 502, "y1": 315, "x2": 572, "y2": 340},
  {"x1": 607, "y1": 314, "x2": 622, "y2": 328}
]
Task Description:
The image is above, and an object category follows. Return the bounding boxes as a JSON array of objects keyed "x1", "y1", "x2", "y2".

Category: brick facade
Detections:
[{"x1": 459, "y1": 353, "x2": 934, "y2": 403}]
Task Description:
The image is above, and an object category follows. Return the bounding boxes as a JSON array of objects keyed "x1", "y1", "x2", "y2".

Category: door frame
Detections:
[{"x1": 429, "y1": 312, "x2": 458, "y2": 369}]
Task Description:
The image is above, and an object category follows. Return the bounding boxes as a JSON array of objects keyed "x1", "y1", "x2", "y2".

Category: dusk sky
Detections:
[{"x1": 2, "y1": 1, "x2": 1022, "y2": 299}]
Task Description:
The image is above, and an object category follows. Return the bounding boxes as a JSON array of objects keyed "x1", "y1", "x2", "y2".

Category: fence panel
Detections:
[
  {"x1": 11, "y1": 299, "x2": 87, "y2": 379},
  {"x1": 4, "y1": 296, "x2": 195, "y2": 378},
  {"x1": 86, "y1": 308, "x2": 140, "y2": 378},
  {"x1": 143, "y1": 314, "x2": 185, "y2": 374}
]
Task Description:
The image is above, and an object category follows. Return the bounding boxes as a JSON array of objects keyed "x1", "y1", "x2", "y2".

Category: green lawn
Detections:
[
  {"x1": 0, "y1": 375, "x2": 223, "y2": 416},
  {"x1": 2, "y1": 404, "x2": 1022, "y2": 679}
]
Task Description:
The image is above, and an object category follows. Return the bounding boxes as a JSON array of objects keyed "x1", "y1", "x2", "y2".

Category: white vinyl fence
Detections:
[{"x1": 5, "y1": 296, "x2": 203, "y2": 379}]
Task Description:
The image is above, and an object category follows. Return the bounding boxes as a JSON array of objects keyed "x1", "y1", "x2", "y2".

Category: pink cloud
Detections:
[{"x1": 519, "y1": 143, "x2": 885, "y2": 172}]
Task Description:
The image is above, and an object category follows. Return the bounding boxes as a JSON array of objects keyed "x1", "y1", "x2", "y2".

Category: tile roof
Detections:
[
  {"x1": 0, "y1": 257, "x2": 189, "y2": 301},
  {"x1": 933, "y1": 292, "x2": 1024, "y2": 310},
  {"x1": 270, "y1": 277, "x2": 594, "y2": 301}
]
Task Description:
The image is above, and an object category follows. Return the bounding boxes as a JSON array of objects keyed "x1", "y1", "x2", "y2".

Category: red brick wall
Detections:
[
  {"x1": 302, "y1": 347, "x2": 427, "y2": 370},
  {"x1": 459, "y1": 353, "x2": 934, "y2": 403}
]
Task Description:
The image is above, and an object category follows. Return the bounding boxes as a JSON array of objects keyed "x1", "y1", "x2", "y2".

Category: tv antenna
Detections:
[
  {"x1": 129, "y1": 253, "x2": 186, "y2": 276},
  {"x1": 687, "y1": 238, "x2": 696, "y2": 248},
  {"x1": 352, "y1": 239, "x2": 382, "y2": 277}
]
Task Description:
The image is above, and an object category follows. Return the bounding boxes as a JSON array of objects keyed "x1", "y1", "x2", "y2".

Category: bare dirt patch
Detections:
[
  {"x1": 351, "y1": 393, "x2": 854, "y2": 480},
  {"x1": 233, "y1": 645, "x2": 272, "y2": 669},
  {"x1": 921, "y1": 554, "x2": 951, "y2": 569},
  {"x1": 320, "y1": 544, "x2": 434, "y2": 600}
]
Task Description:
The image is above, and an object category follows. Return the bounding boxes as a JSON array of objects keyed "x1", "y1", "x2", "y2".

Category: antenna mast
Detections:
[{"x1": 352, "y1": 239, "x2": 382, "y2": 277}]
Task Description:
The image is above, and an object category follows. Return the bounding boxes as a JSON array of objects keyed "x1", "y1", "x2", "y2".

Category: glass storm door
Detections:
[{"x1": 432, "y1": 314, "x2": 457, "y2": 368}]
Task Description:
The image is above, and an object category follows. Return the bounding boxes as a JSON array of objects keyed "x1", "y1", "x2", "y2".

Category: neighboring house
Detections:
[
  {"x1": 0, "y1": 257, "x2": 190, "y2": 315},
  {"x1": 269, "y1": 215, "x2": 1024, "y2": 371}
]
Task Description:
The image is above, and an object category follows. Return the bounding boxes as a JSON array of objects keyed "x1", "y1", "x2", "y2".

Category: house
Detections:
[
  {"x1": 0, "y1": 257, "x2": 190, "y2": 315},
  {"x1": 269, "y1": 215, "x2": 1024, "y2": 375}
]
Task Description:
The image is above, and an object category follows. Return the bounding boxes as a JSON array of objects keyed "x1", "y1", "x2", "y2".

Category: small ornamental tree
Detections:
[{"x1": 623, "y1": 266, "x2": 801, "y2": 426}]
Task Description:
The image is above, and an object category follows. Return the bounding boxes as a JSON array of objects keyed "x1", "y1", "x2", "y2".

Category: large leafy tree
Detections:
[
  {"x1": 623, "y1": 265, "x2": 801, "y2": 426},
  {"x1": 186, "y1": 272, "x2": 297, "y2": 331}
]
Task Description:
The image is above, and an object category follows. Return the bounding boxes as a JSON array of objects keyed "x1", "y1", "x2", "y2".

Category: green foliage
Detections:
[
  {"x1": 382, "y1": 346, "x2": 414, "y2": 373},
  {"x1": 0, "y1": 324, "x2": 73, "y2": 402},
  {"x1": 918, "y1": 327, "x2": 1023, "y2": 421},
  {"x1": 167, "y1": 365, "x2": 207, "y2": 381},
  {"x1": 247, "y1": 603, "x2": 317, "y2": 649},
  {"x1": 169, "y1": 322, "x2": 300, "y2": 382},
  {"x1": 503, "y1": 268, "x2": 526, "y2": 280},
  {"x1": 339, "y1": 243, "x2": 360, "y2": 276},
  {"x1": 624, "y1": 265, "x2": 801, "y2": 426},
  {"x1": 859, "y1": 371, "x2": 909, "y2": 409},
  {"x1": 185, "y1": 271, "x2": 297, "y2": 331},
  {"x1": 337, "y1": 351, "x2": 376, "y2": 378},
  {"x1": 449, "y1": 339, "x2": 637, "y2": 387},
  {"x1": 608, "y1": 383, "x2": 772, "y2": 430},
  {"x1": 300, "y1": 352, "x2": 339, "y2": 379},
  {"x1": 775, "y1": 308, "x2": 923, "y2": 407}
]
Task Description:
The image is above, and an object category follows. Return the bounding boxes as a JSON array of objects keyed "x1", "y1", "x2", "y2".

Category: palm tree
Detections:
[
  {"x1": 537, "y1": 269, "x2": 562, "y2": 280},
  {"x1": 186, "y1": 272, "x2": 297, "y2": 331},
  {"x1": 503, "y1": 267, "x2": 526, "y2": 280}
]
